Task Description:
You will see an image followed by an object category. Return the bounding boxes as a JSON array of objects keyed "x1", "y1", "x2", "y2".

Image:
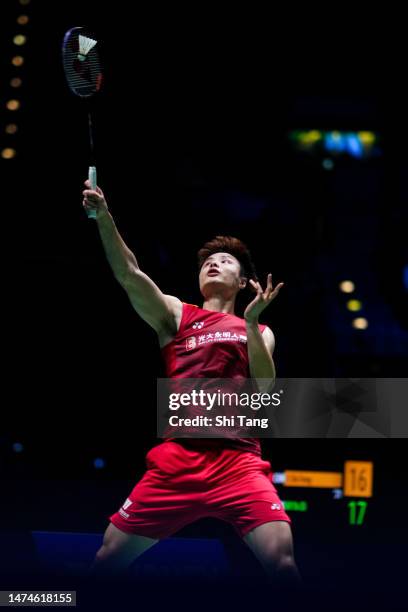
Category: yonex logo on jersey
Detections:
[
  {"x1": 186, "y1": 336, "x2": 197, "y2": 350},
  {"x1": 122, "y1": 498, "x2": 132, "y2": 510},
  {"x1": 192, "y1": 321, "x2": 204, "y2": 329},
  {"x1": 271, "y1": 503, "x2": 281, "y2": 511}
]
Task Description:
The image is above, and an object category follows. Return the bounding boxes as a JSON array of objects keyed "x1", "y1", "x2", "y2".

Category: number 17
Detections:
[{"x1": 348, "y1": 500, "x2": 368, "y2": 525}]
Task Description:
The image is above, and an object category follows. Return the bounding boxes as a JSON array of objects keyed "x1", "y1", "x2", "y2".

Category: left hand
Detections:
[{"x1": 244, "y1": 274, "x2": 284, "y2": 323}]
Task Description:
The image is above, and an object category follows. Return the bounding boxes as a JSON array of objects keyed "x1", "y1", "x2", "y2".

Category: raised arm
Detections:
[{"x1": 82, "y1": 181, "x2": 181, "y2": 337}]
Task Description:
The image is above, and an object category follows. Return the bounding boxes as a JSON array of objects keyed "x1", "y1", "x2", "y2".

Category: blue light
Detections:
[
  {"x1": 403, "y1": 265, "x2": 408, "y2": 291},
  {"x1": 292, "y1": 130, "x2": 379, "y2": 159},
  {"x1": 325, "y1": 132, "x2": 345, "y2": 153},
  {"x1": 12, "y1": 442, "x2": 23, "y2": 453},
  {"x1": 345, "y1": 133, "x2": 364, "y2": 158},
  {"x1": 93, "y1": 458, "x2": 105, "y2": 469}
]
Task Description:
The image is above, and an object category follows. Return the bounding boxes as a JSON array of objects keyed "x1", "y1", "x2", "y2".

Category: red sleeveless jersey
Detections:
[{"x1": 161, "y1": 303, "x2": 267, "y2": 455}]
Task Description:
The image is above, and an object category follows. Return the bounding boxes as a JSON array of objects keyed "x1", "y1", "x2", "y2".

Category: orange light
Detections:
[
  {"x1": 1, "y1": 148, "x2": 17, "y2": 159},
  {"x1": 352, "y1": 318, "x2": 368, "y2": 330},
  {"x1": 12, "y1": 56, "x2": 24, "y2": 67},
  {"x1": 5, "y1": 124, "x2": 18, "y2": 134},
  {"x1": 339, "y1": 280, "x2": 355, "y2": 293},
  {"x1": 6, "y1": 100, "x2": 21, "y2": 111},
  {"x1": 17, "y1": 15, "x2": 29, "y2": 25},
  {"x1": 10, "y1": 77, "x2": 22, "y2": 88}
]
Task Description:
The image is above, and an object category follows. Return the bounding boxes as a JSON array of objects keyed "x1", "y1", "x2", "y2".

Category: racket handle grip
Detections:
[{"x1": 86, "y1": 166, "x2": 97, "y2": 219}]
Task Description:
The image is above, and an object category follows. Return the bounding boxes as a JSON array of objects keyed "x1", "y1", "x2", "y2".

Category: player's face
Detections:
[{"x1": 199, "y1": 252, "x2": 247, "y2": 298}]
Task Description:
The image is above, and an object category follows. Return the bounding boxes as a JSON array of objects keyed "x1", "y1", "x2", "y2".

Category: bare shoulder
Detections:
[
  {"x1": 156, "y1": 296, "x2": 183, "y2": 348},
  {"x1": 262, "y1": 326, "x2": 276, "y2": 355},
  {"x1": 164, "y1": 295, "x2": 183, "y2": 328}
]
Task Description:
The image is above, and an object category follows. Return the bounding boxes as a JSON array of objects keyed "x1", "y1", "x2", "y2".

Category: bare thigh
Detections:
[
  {"x1": 243, "y1": 521, "x2": 296, "y2": 569},
  {"x1": 94, "y1": 523, "x2": 159, "y2": 572}
]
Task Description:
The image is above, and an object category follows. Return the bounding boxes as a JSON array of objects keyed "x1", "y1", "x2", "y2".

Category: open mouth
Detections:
[{"x1": 207, "y1": 271, "x2": 220, "y2": 277}]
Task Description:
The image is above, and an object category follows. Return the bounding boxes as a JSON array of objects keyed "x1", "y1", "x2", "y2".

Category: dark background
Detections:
[{"x1": 1, "y1": 1, "x2": 407, "y2": 604}]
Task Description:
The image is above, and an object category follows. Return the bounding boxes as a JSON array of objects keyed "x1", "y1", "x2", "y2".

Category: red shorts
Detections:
[{"x1": 109, "y1": 441, "x2": 291, "y2": 540}]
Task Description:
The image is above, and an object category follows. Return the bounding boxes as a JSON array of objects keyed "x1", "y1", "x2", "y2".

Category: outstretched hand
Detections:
[{"x1": 244, "y1": 274, "x2": 284, "y2": 323}]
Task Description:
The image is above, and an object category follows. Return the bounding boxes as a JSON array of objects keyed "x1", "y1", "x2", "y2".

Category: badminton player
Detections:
[{"x1": 82, "y1": 181, "x2": 301, "y2": 587}]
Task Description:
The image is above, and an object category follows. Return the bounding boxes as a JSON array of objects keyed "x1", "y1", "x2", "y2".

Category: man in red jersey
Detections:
[{"x1": 83, "y1": 181, "x2": 301, "y2": 586}]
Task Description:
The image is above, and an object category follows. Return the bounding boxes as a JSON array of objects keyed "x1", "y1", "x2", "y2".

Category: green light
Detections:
[
  {"x1": 348, "y1": 500, "x2": 367, "y2": 525},
  {"x1": 282, "y1": 500, "x2": 308, "y2": 512}
]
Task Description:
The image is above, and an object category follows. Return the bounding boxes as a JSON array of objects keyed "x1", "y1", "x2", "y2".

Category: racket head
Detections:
[{"x1": 62, "y1": 27, "x2": 103, "y2": 98}]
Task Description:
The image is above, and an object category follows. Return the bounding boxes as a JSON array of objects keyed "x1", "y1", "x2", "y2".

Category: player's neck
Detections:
[{"x1": 202, "y1": 294, "x2": 236, "y2": 315}]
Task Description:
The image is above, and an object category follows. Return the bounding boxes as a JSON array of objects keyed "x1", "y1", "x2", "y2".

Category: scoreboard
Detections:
[{"x1": 273, "y1": 460, "x2": 374, "y2": 527}]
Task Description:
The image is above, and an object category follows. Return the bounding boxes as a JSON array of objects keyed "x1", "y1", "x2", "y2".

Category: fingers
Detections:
[
  {"x1": 84, "y1": 179, "x2": 103, "y2": 195},
  {"x1": 252, "y1": 276, "x2": 285, "y2": 300},
  {"x1": 82, "y1": 187, "x2": 103, "y2": 205},
  {"x1": 251, "y1": 279, "x2": 266, "y2": 301},
  {"x1": 251, "y1": 279, "x2": 262, "y2": 291},
  {"x1": 270, "y1": 282, "x2": 284, "y2": 298},
  {"x1": 265, "y1": 274, "x2": 284, "y2": 300},
  {"x1": 82, "y1": 186, "x2": 101, "y2": 211},
  {"x1": 265, "y1": 273, "x2": 273, "y2": 299},
  {"x1": 249, "y1": 279, "x2": 259, "y2": 293},
  {"x1": 250, "y1": 279, "x2": 265, "y2": 294},
  {"x1": 273, "y1": 282, "x2": 284, "y2": 292},
  {"x1": 82, "y1": 179, "x2": 107, "y2": 218},
  {"x1": 82, "y1": 197, "x2": 96, "y2": 211}
]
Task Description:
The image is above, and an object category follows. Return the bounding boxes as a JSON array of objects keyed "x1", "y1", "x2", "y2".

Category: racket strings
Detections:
[{"x1": 63, "y1": 28, "x2": 102, "y2": 97}]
